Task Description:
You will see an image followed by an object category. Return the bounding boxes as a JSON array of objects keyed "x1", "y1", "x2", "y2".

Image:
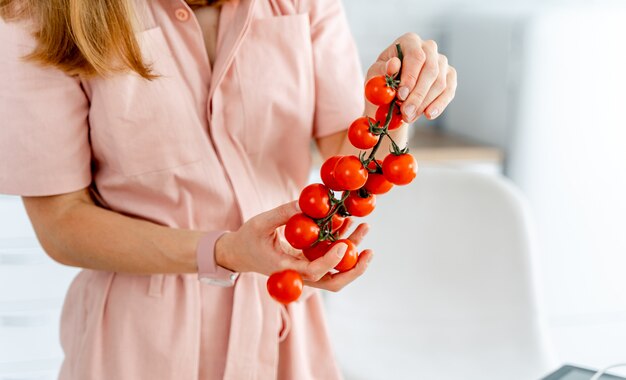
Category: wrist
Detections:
[
  {"x1": 196, "y1": 231, "x2": 238, "y2": 286},
  {"x1": 214, "y1": 231, "x2": 236, "y2": 272}
]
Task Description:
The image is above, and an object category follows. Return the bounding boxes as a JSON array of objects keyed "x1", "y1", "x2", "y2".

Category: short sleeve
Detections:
[
  {"x1": 308, "y1": 0, "x2": 365, "y2": 138},
  {"x1": 0, "y1": 18, "x2": 92, "y2": 196}
]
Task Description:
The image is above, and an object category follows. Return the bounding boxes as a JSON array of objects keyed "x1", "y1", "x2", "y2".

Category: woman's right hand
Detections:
[{"x1": 215, "y1": 201, "x2": 374, "y2": 292}]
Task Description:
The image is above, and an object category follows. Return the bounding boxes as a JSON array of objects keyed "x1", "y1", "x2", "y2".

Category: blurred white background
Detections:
[{"x1": 340, "y1": 0, "x2": 626, "y2": 377}]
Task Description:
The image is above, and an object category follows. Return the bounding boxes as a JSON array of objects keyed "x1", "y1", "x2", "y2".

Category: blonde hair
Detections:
[{"x1": 1, "y1": 0, "x2": 153, "y2": 78}]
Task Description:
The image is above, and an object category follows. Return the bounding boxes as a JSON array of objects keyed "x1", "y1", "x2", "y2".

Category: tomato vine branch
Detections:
[{"x1": 362, "y1": 43, "x2": 409, "y2": 167}]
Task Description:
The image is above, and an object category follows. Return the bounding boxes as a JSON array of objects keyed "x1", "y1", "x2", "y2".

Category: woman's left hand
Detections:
[{"x1": 365, "y1": 33, "x2": 457, "y2": 123}]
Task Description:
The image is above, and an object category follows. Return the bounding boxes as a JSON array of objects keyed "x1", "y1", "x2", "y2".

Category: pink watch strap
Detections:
[{"x1": 196, "y1": 231, "x2": 239, "y2": 287}]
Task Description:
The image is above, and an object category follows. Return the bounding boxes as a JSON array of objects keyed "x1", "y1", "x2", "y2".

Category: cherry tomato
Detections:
[
  {"x1": 267, "y1": 270, "x2": 303, "y2": 304},
  {"x1": 382, "y1": 153, "x2": 418, "y2": 185},
  {"x1": 332, "y1": 239, "x2": 358, "y2": 272},
  {"x1": 344, "y1": 191, "x2": 376, "y2": 217},
  {"x1": 375, "y1": 102, "x2": 404, "y2": 130},
  {"x1": 298, "y1": 183, "x2": 331, "y2": 219},
  {"x1": 365, "y1": 75, "x2": 396, "y2": 106},
  {"x1": 320, "y1": 156, "x2": 343, "y2": 191},
  {"x1": 303, "y1": 240, "x2": 333, "y2": 262},
  {"x1": 364, "y1": 160, "x2": 394, "y2": 195},
  {"x1": 333, "y1": 156, "x2": 368, "y2": 191},
  {"x1": 348, "y1": 117, "x2": 379, "y2": 149},
  {"x1": 331, "y1": 213, "x2": 346, "y2": 233},
  {"x1": 284, "y1": 213, "x2": 320, "y2": 249}
]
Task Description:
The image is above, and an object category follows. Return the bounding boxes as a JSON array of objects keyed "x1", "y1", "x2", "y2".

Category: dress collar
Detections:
[{"x1": 209, "y1": 0, "x2": 256, "y2": 100}]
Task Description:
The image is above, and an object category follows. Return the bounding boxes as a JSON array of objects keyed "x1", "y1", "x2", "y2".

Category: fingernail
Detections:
[
  {"x1": 367, "y1": 255, "x2": 373, "y2": 264},
  {"x1": 335, "y1": 244, "x2": 347, "y2": 258},
  {"x1": 398, "y1": 86, "x2": 409, "y2": 101},
  {"x1": 427, "y1": 108, "x2": 439, "y2": 119},
  {"x1": 404, "y1": 104, "x2": 417, "y2": 120},
  {"x1": 294, "y1": 201, "x2": 301, "y2": 212}
]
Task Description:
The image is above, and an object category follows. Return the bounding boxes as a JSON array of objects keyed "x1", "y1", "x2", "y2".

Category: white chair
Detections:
[{"x1": 324, "y1": 168, "x2": 556, "y2": 380}]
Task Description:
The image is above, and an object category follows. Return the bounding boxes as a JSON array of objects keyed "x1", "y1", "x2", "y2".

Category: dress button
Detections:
[{"x1": 174, "y1": 8, "x2": 190, "y2": 22}]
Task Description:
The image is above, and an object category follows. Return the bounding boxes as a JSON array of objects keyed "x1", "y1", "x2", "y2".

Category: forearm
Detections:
[{"x1": 25, "y1": 193, "x2": 205, "y2": 274}]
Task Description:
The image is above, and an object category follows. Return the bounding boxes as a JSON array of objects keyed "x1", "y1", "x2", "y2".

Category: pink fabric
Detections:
[{"x1": 0, "y1": 0, "x2": 364, "y2": 378}]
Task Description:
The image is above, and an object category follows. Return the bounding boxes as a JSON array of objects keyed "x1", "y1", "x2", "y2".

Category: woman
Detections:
[{"x1": 0, "y1": 0, "x2": 456, "y2": 378}]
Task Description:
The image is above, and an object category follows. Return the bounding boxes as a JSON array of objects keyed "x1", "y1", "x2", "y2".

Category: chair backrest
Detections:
[{"x1": 324, "y1": 168, "x2": 555, "y2": 380}]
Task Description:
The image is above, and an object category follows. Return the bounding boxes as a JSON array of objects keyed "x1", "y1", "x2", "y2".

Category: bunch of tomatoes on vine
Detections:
[{"x1": 267, "y1": 45, "x2": 418, "y2": 304}]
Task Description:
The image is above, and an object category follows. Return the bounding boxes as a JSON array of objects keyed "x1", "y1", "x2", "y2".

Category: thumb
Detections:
[
  {"x1": 276, "y1": 253, "x2": 310, "y2": 273},
  {"x1": 366, "y1": 57, "x2": 401, "y2": 81},
  {"x1": 254, "y1": 200, "x2": 300, "y2": 231},
  {"x1": 386, "y1": 56, "x2": 401, "y2": 76}
]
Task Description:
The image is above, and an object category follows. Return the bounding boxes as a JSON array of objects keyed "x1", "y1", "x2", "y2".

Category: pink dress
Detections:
[{"x1": 0, "y1": 0, "x2": 364, "y2": 378}]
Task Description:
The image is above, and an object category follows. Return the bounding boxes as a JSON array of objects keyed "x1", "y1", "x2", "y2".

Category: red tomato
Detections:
[
  {"x1": 303, "y1": 240, "x2": 333, "y2": 262},
  {"x1": 332, "y1": 239, "x2": 358, "y2": 272},
  {"x1": 284, "y1": 213, "x2": 320, "y2": 249},
  {"x1": 364, "y1": 160, "x2": 393, "y2": 194},
  {"x1": 331, "y1": 213, "x2": 346, "y2": 233},
  {"x1": 344, "y1": 191, "x2": 376, "y2": 217},
  {"x1": 298, "y1": 183, "x2": 331, "y2": 219},
  {"x1": 365, "y1": 75, "x2": 396, "y2": 106},
  {"x1": 267, "y1": 270, "x2": 303, "y2": 304},
  {"x1": 333, "y1": 156, "x2": 368, "y2": 191},
  {"x1": 348, "y1": 117, "x2": 379, "y2": 149},
  {"x1": 375, "y1": 103, "x2": 404, "y2": 130},
  {"x1": 382, "y1": 153, "x2": 418, "y2": 185},
  {"x1": 320, "y1": 156, "x2": 343, "y2": 191}
]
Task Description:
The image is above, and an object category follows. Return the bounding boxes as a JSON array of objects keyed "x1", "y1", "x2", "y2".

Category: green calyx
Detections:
[
  {"x1": 385, "y1": 74, "x2": 400, "y2": 90},
  {"x1": 368, "y1": 119, "x2": 386, "y2": 136},
  {"x1": 389, "y1": 138, "x2": 410, "y2": 155},
  {"x1": 383, "y1": 44, "x2": 405, "y2": 89},
  {"x1": 314, "y1": 190, "x2": 351, "y2": 243}
]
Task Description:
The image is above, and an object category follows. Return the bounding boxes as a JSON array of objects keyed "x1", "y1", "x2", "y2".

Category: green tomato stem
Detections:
[{"x1": 314, "y1": 44, "x2": 410, "y2": 243}]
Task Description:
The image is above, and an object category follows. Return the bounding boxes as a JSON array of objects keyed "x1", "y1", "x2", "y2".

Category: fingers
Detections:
[
  {"x1": 296, "y1": 222, "x2": 369, "y2": 282},
  {"x1": 300, "y1": 242, "x2": 348, "y2": 282},
  {"x1": 270, "y1": 237, "x2": 310, "y2": 274},
  {"x1": 372, "y1": 33, "x2": 455, "y2": 122},
  {"x1": 385, "y1": 57, "x2": 401, "y2": 76},
  {"x1": 277, "y1": 234, "x2": 304, "y2": 258},
  {"x1": 415, "y1": 54, "x2": 449, "y2": 118},
  {"x1": 400, "y1": 39, "x2": 440, "y2": 122},
  {"x1": 335, "y1": 217, "x2": 353, "y2": 237},
  {"x1": 253, "y1": 200, "x2": 299, "y2": 232},
  {"x1": 275, "y1": 253, "x2": 310, "y2": 274},
  {"x1": 305, "y1": 249, "x2": 374, "y2": 292},
  {"x1": 376, "y1": 39, "x2": 402, "y2": 62},
  {"x1": 346, "y1": 223, "x2": 369, "y2": 246},
  {"x1": 424, "y1": 66, "x2": 457, "y2": 120},
  {"x1": 396, "y1": 33, "x2": 425, "y2": 104},
  {"x1": 365, "y1": 57, "x2": 401, "y2": 82}
]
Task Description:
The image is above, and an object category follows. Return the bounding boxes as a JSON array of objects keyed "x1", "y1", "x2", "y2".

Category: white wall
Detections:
[
  {"x1": 0, "y1": 196, "x2": 77, "y2": 379},
  {"x1": 343, "y1": 0, "x2": 538, "y2": 71},
  {"x1": 343, "y1": 0, "x2": 626, "y2": 375}
]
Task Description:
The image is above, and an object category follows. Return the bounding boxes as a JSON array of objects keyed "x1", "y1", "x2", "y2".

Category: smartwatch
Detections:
[{"x1": 196, "y1": 231, "x2": 239, "y2": 287}]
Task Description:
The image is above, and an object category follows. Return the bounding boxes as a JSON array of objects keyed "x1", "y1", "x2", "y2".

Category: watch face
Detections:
[{"x1": 199, "y1": 275, "x2": 236, "y2": 287}]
